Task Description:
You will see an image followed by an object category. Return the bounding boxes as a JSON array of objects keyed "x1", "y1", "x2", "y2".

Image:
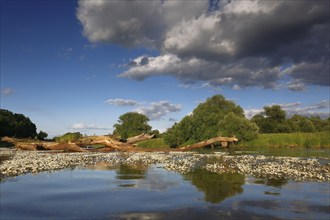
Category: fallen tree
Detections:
[
  {"x1": 77, "y1": 135, "x2": 134, "y2": 151},
  {"x1": 179, "y1": 136, "x2": 238, "y2": 151},
  {"x1": 2, "y1": 137, "x2": 86, "y2": 152},
  {"x1": 2, "y1": 135, "x2": 238, "y2": 152},
  {"x1": 2, "y1": 136, "x2": 134, "y2": 152},
  {"x1": 126, "y1": 133, "x2": 155, "y2": 144}
]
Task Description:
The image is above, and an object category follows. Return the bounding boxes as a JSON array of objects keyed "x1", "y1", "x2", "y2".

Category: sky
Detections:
[{"x1": 1, "y1": 0, "x2": 329, "y2": 137}]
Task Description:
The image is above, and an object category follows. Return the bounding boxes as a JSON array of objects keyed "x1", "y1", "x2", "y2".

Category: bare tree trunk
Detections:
[
  {"x1": 179, "y1": 136, "x2": 238, "y2": 151},
  {"x1": 126, "y1": 133, "x2": 155, "y2": 144}
]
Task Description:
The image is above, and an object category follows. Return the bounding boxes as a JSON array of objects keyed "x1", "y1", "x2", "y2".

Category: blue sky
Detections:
[{"x1": 1, "y1": 0, "x2": 329, "y2": 137}]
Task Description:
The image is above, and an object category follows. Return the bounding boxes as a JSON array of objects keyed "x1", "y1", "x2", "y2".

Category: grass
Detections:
[
  {"x1": 240, "y1": 132, "x2": 330, "y2": 148},
  {"x1": 135, "y1": 138, "x2": 170, "y2": 149}
]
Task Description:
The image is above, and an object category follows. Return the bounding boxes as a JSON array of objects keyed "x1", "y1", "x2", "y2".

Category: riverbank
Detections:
[{"x1": 1, "y1": 149, "x2": 329, "y2": 182}]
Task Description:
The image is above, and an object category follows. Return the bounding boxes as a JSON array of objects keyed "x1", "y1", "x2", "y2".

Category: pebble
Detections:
[{"x1": 1, "y1": 149, "x2": 329, "y2": 182}]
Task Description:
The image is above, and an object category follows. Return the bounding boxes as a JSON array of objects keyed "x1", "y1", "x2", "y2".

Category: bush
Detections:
[{"x1": 55, "y1": 132, "x2": 82, "y2": 143}]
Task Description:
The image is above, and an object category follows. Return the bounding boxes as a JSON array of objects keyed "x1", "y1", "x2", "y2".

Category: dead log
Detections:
[
  {"x1": 42, "y1": 142, "x2": 86, "y2": 152},
  {"x1": 126, "y1": 133, "x2": 155, "y2": 144},
  {"x1": 2, "y1": 137, "x2": 86, "y2": 152},
  {"x1": 179, "y1": 136, "x2": 238, "y2": 151},
  {"x1": 77, "y1": 135, "x2": 135, "y2": 151}
]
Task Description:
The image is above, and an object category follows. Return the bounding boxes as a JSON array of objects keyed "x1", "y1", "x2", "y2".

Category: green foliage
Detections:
[
  {"x1": 287, "y1": 115, "x2": 316, "y2": 133},
  {"x1": 55, "y1": 132, "x2": 82, "y2": 143},
  {"x1": 113, "y1": 112, "x2": 152, "y2": 139},
  {"x1": 164, "y1": 115, "x2": 194, "y2": 147},
  {"x1": 0, "y1": 109, "x2": 37, "y2": 138},
  {"x1": 264, "y1": 105, "x2": 286, "y2": 122},
  {"x1": 149, "y1": 130, "x2": 160, "y2": 138},
  {"x1": 219, "y1": 112, "x2": 259, "y2": 141},
  {"x1": 253, "y1": 105, "x2": 328, "y2": 134},
  {"x1": 309, "y1": 116, "x2": 330, "y2": 132},
  {"x1": 136, "y1": 138, "x2": 169, "y2": 148},
  {"x1": 240, "y1": 132, "x2": 330, "y2": 148},
  {"x1": 37, "y1": 130, "x2": 48, "y2": 140},
  {"x1": 252, "y1": 105, "x2": 291, "y2": 133},
  {"x1": 164, "y1": 95, "x2": 258, "y2": 147}
]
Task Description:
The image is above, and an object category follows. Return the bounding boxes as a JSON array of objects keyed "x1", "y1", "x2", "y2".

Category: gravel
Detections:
[{"x1": 1, "y1": 149, "x2": 329, "y2": 182}]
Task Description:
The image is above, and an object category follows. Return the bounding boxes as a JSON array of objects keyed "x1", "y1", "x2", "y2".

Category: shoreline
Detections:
[{"x1": 1, "y1": 149, "x2": 329, "y2": 182}]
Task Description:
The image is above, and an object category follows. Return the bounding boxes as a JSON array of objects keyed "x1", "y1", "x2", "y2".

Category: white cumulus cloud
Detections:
[
  {"x1": 105, "y1": 98, "x2": 182, "y2": 120},
  {"x1": 71, "y1": 123, "x2": 108, "y2": 130},
  {"x1": 135, "y1": 101, "x2": 182, "y2": 120},
  {"x1": 105, "y1": 98, "x2": 139, "y2": 106}
]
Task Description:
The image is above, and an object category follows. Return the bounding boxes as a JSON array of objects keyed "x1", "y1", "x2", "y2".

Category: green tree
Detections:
[
  {"x1": 164, "y1": 116, "x2": 194, "y2": 147},
  {"x1": 113, "y1": 112, "x2": 152, "y2": 139},
  {"x1": 0, "y1": 109, "x2": 37, "y2": 138},
  {"x1": 287, "y1": 115, "x2": 316, "y2": 133},
  {"x1": 252, "y1": 105, "x2": 291, "y2": 133},
  {"x1": 164, "y1": 95, "x2": 258, "y2": 147},
  {"x1": 264, "y1": 105, "x2": 286, "y2": 122},
  {"x1": 309, "y1": 116, "x2": 329, "y2": 132},
  {"x1": 219, "y1": 112, "x2": 259, "y2": 141},
  {"x1": 37, "y1": 130, "x2": 48, "y2": 140}
]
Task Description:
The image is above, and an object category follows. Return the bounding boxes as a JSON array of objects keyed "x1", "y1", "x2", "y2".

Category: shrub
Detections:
[{"x1": 55, "y1": 132, "x2": 82, "y2": 143}]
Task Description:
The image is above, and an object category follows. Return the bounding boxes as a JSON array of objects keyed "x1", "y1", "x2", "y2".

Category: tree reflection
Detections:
[
  {"x1": 115, "y1": 164, "x2": 147, "y2": 180},
  {"x1": 184, "y1": 169, "x2": 245, "y2": 203},
  {"x1": 254, "y1": 178, "x2": 288, "y2": 188}
]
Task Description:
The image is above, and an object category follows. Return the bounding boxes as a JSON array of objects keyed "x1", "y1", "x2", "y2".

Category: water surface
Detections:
[{"x1": 1, "y1": 164, "x2": 329, "y2": 220}]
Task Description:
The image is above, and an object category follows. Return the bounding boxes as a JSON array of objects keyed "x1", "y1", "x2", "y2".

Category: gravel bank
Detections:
[{"x1": 1, "y1": 149, "x2": 329, "y2": 182}]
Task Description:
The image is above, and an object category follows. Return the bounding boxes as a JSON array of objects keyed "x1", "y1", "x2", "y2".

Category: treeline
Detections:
[
  {"x1": 252, "y1": 105, "x2": 329, "y2": 133},
  {"x1": 111, "y1": 96, "x2": 329, "y2": 148},
  {"x1": 1, "y1": 95, "x2": 328, "y2": 147},
  {"x1": 0, "y1": 109, "x2": 47, "y2": 140}
]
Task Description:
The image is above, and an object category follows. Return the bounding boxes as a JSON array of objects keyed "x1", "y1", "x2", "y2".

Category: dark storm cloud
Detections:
[
  {"x1": 78, "y1": 0, "x2": 330, "y2": 90},
  {"x1": 233, "y1": 1, "x2": 329, "y2": 59},
  {"x1": 286, "y1": 61, "x2": 330, "y2": 86}
]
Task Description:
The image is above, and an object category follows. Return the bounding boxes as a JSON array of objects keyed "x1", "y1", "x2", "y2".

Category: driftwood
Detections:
[
  {"x1": 2, "y1": 137, "x2": 86, "y2": 152},
  {"x1": 77, "y1": 135, "x2": 134, "y2": 151},
  {"x1": 126, "y1": 133, "x2": 155, "y2": 144},
  {"x1": 179, "y1": 136, "x2": 238, "y2": 151},
  {"x1": 2, "y1": 135, "x2": 238, "y2": 152},
  {"x1": 2, "y1": 136, "x2": 134, "y2": 152}
]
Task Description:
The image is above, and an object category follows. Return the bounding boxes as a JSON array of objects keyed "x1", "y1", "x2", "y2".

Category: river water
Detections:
[{"x1": 1, "y1": 164, "x2": 329, "y2": 220}]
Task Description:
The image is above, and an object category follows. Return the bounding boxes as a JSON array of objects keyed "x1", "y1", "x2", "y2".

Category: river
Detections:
[{"x1": 1, "y1": 163, "x2": 329, "y2": 220}]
